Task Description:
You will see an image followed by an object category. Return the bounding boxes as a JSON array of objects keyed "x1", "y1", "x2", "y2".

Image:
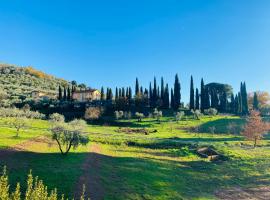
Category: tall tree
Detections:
[
  {"x1": 164, "y1": 84, "x2": 170, "y2": 109},
  {"x1": 135, "y1": 78, "x2": 140, "y2": 96},
  {"x1": 170, "y1": 88, "x2": 175, "y2": 109},
  {"x1": 67, "y1": 86, "x2": 71, "y2": 101},
  {"x1": 161, "y1": 77, "x2": 165, "y2": 102},
  {"x1": 200, "y1": 78, "x2": 205, "y2": 112},
  {"x1": 189, "y1": 76, "x2": 195, "y2": 110},
  {"x1": 253, "y1": 92, "x2": 259, "y2": 110},
  {"x1": 241, "y1": 82, "x2": 249, "y2": 115},
  {"x1": 101, "y1": 87, "x2": 105, "y2": 100},
  {"x1": 174, "y1": 74, "x2": 181, "y2": 109},
  {"x1": 58, "y1": 86, "x2": 62, "y2": 101},
  {"x1": 115, "y1": 87, "x2": 119, "y2": 101},
  {"x1": 63, "y1": 87, "x2": 67, "y2": 101},
  {"x1": 149, "y1": 82, "x2": 153, "y2": 108},
  {"x1": 153, "y1": 77, "x2": 158, "y2": 107},
  {"x1": 234, "y1": 94, "x2": 239, "y2": 114},
  {"x1": 195, "y1": 88, "x2": 200, "y2": 110}
]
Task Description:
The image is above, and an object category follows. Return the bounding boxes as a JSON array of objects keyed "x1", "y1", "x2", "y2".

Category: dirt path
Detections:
[
  {"x1": 215, "y1": 186, "x2": 270, "y2": 200},
  {"x1": 75, "y1": 144, "x2": 105, "y2": 200}
]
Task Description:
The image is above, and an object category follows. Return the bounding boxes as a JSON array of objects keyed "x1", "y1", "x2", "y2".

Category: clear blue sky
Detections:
[{"x1": 0, "y1": 0, "x2": 270, "y2": 103}]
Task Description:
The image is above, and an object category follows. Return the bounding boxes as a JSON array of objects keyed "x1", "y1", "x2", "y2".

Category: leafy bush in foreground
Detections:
[{"x1": 0, "y1": 167, "x2": 89, "y2": 199}]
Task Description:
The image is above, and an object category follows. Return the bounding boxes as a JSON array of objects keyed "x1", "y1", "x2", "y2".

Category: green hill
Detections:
[{"x1": 0, "y1": 63, "x2": 69, "y2": 106}]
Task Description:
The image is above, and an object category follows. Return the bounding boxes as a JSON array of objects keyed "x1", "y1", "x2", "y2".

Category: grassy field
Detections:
[{"x1": 0, "y1": 115, "x2": 270, "y2": 199}]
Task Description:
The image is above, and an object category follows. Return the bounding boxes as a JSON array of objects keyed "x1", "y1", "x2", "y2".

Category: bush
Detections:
[
  {"x1": 0, "y1": 107, "x2": 45, "y2": 119},
  {"x1": 135, "y1": 112, "x2": 144, "y2": 122},
  {"x1": 204, "y1": 108, "x2": 218, "y2": 116},
  {"x1": 175, "y1": 111, "x2": 185, "y2": 123},
  {"x1": 85, "y1": 107, "x2": 103, "y2": 120},
  {"x1": 114, "y1": 111, "x2": 124, "y2": 120},
  {"x1": 191, "y1": 109, "x2": 202, "y2": 120},
  {"x1": 153, "y1": 108, "x2": 162, "y2": 122},
  {"x1": 0, "y1": 167, "x2": 88, "y2": 199}
]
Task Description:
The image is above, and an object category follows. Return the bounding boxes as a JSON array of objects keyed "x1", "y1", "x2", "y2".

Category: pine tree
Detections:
[
  {"x1": 101, "y1": 87, "x2": 105, "y2": 100},
  {"x1": 189, "y1": 76, "x2": 195, "y2": 110},
  {"x1": 195, "y1": 88, "x2": 200, "y2": 110},
  {"x1": 200, "y1": 78, "x2": 205, "y2": 112},
  {"x1": 135, "y1": 78, "x2": 140, "y2": 96},
  {"x1": 174, "y1": 74, "x2": 181, "y2": 110},
  {"x1": 253, "y1": 92, "x2": 259, "y2": 110},
  {"x1": 58, "y1": 86, "x2": 62, "y2": 100},
  {"x1": 220, "y1": 91, "x2": 228, "y2": 112}
]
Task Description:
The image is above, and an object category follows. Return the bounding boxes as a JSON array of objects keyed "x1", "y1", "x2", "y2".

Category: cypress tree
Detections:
[
  {"x1": 253, "y1": 92, "x2": 259, "y2": 110},
  {"x1": 164, "y1": 84, "x2": 170, "y2": 109},
  {"x1": 67, "y1": 86, "x2": 71, "y2": 101},
  {"x1": 238, "y1": 91, "x2": 242, "y2": 114},
  {"x1": 234, "y1": 94, "x2": 239, "y2": 114},
  {"x1": 63, "y1": 87, "x2": 67, "y2": 101},
  {"x1": 200, "y1": 78, "x2": 205, "y2": 112},
  {"x1": 135, "y1": 78, "x2": 140, "y2": 96},
  {"x1": 140, "y1": 87, "x2": 143, "y2": 96},
  {"x1": 241, "y1": 82, "x2": 249, "y2": 115},
  {"x1": 230, "y1": 94, "x2": 235, "y2": 113},
  {"x1": 174, "y1": 74, "x2": 181, "y2": 110},
  {"x1": 101, "y1": 87, "x2": 105, "y2": 100},
  {"x1": 126, "y1": 87, "x2": 129, "y2": 99},
  {"x1": 170, "y1": 88, "x2": 175, "y2": 109},
  {"x1": 153, "y1": 77, "x2": 158, "y2": 107},
  {"x1": 149, "y1": 82, "x2": 153, "y2": 108},
  {"x1": 115, "y1": 87, "x2": 119, "y2": 101},
  {"x1": 109, "y1": 88, "x2": 113, "y2": 100},
  {"x1": 128, "y1": 87, "x2": 132, "y2": 100},
  {"x1": 205, "y1": 87, "x2": 210, "y2": 109},
  {"x1": 195, "y1": 88, "x2": 200, "y2": 110},
  {"x1": 220, "y1": 91, "x2": 227, "y2": 112},
  {"x1": 161, "y1": 77, "x2": 165, "y2": 101},
  {"x1": 122, "y1": 87, "x2": 125, "y2": 98},
  {"x1": 189, "y1": 76, "x2": 195, "y2": 110},
  {"x1": 58, "y1": 86, "x2": 62, "y2": 100}
]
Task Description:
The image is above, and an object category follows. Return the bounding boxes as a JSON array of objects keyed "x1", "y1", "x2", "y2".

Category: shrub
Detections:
[
  {"x1": 191, "y1": 110, "x2": 202, "y2": 120},
  {"x1": 135, "y1": 112, "x2": 144, "y2": 122},
  {"x1": 0, "y1": 167, "x2": 88, "y2": 199},
  {"x1": 114, "y1": 111, "x2": 124, "y2": 120},
  {"x1": 153, "y1": 108, "x2": 162, "y2": 122},
  {"x1": 204, "y1": 108, "x2": 218, "y2": 116},
  {"x1": 85, "y1": 107, "x2": 103, "y2": 120},
  {"x1": 124, "y1": 111, "x2": 132, "y2": 120},
  {"x1": 175, "y1": 111, "x2": 185, "y2": 123},
  {"x1": 0, "y1": 107, "x2": 45, "y2": 119}
]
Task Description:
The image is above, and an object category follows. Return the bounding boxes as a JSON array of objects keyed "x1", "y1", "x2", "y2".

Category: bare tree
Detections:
[
  {"x1": 241, "y1": 110, "x2": 269, "y2": 147},
  {"x1": 84, "y1": 107, "x2": 102, "y2": 120}
]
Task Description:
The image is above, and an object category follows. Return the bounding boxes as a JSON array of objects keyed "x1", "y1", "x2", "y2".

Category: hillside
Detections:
[{"x1": 0, "y1": 63, "x2": 69, "y2": 105}]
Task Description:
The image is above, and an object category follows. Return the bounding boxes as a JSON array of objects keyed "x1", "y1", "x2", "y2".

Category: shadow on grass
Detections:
[{"x1": 0, "y1": 148, "x2": 269, "y2": 200}]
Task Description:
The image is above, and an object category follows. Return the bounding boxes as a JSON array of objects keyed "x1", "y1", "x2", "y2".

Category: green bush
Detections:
[{"x1": 0, "y1": 167, "x2": 89, "y2": 199}]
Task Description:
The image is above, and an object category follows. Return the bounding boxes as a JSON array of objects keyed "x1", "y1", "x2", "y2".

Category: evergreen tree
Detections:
[
  {"x1": 230, "y1": 94, "x2": 235, "y2": 113},
  {"x1": 170, "y1": 88, "x2": 175, "y2": 109},
  {"x1": 200, "y1": 78, "x2": 205, "y2": 112},
  {"x1": 189, "y1": 76, "x2": 195, "y2": 110},
  {"x1": 115, "y1": 87, "x2": 119, "y2": 101},
  {"x1": 195, "y1": 88, "x2": 200, "y2": 110},
  {"x1": 67, "y1": 86, "x2": 71, "y2": 101},
  {"x1": 161, "y1": 77, "x2": 165, "y2": 102},
  {"x1": 149, "y1": 82, "x2": 153, "y2": 107},
  {"x1": 140, "y1": 86, "x2": 143, "y2": 95},
  {"x1": 128, "y1": 87, "x2": 132, "y2": 101},
  {"x1": 153, "y1": 77, "x2": 158, "y2": 107},
  {"x1": 126, "y1": 87, "x2": 129, "y2": 99},
  {"x1": 205, "y1": 87, "x2": 210, "y2": 109},
  {"x1": 108, "y1": 88, "x2": 113, "y2": 100},
  {"x1": 164, "y1": 84, "x2": 170, "y2": 109},
  {"x1": 210, "y1": 89, "x2": 219, "y2": 109},
  {"x1": 238, "y1": 92, "x2": 242, "y2": 114},
  {"x1": 174, "y1": 74, "x2": 181, "y2": 109},
  {"x1": 241, "y1": 82, "x2": 249, "y2": 115},
  {"x1": 135, "y1": 78, "x2": 140, "y2": 96},
  {"x1": 220, "y1": 92, "x2": 228, "y2": 112},
  {"x1": 63, "y1": 87, "x2": 67, "y2": 101},
  {"x1": 253, "y1": 92, "x2": 259, "y2": 110},
  {"x1": 122, "y1": 87, "x2": 125, "y2": 98},
  {"x1": 58, "y1": 86, "x2": 62, "y2": 100},
  {"x1": 234, "y1": 94, "x2": 239, "y2": 114},
  {"x1": 101, "y1": 87, "x2": 105, "y2": 100}
]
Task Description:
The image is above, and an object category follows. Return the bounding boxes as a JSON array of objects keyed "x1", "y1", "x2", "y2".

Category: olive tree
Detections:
[
  {"x1": 9, "y1": 116, "x2": 27, "y2": 137},
  {"x1": 175, "y1": 111, "x2": 185, "y2": 123},
  {"x1": 135, "y1": 112, "x2": 144, "y2": 122},
  {"x1": 50, "y1": 114, "x2": 89, "y2": 155},
  {"x1": 153, "y1": 108, "x2": 162, "y2": 122}
]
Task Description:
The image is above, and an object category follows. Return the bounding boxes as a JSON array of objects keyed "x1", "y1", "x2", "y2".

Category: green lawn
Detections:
[{"x1": 0, "y1": 115, "x2": 270, "y2": 199}]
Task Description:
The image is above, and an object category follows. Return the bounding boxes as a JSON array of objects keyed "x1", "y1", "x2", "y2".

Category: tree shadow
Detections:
[{"x1": 0, "y1": 148, "x2": 269, "y2": 200}]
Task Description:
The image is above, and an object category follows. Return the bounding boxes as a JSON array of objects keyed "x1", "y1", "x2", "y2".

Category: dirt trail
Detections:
[
  {"x1": 215, "y1": 186, "x2": 270, "y2": 200},
  {"x1": 75, "y1": 144, "x2": 105, "y2": 200}
]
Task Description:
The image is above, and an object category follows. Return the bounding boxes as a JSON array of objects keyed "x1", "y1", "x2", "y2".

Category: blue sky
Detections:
[{"x1": 0, "y1": 0, "x2": 270, "y2": 102}]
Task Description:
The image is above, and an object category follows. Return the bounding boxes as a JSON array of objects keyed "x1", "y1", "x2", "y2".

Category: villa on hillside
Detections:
[{"x1": 72, "y1": 89, "x2": 101, "y2": 102}]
